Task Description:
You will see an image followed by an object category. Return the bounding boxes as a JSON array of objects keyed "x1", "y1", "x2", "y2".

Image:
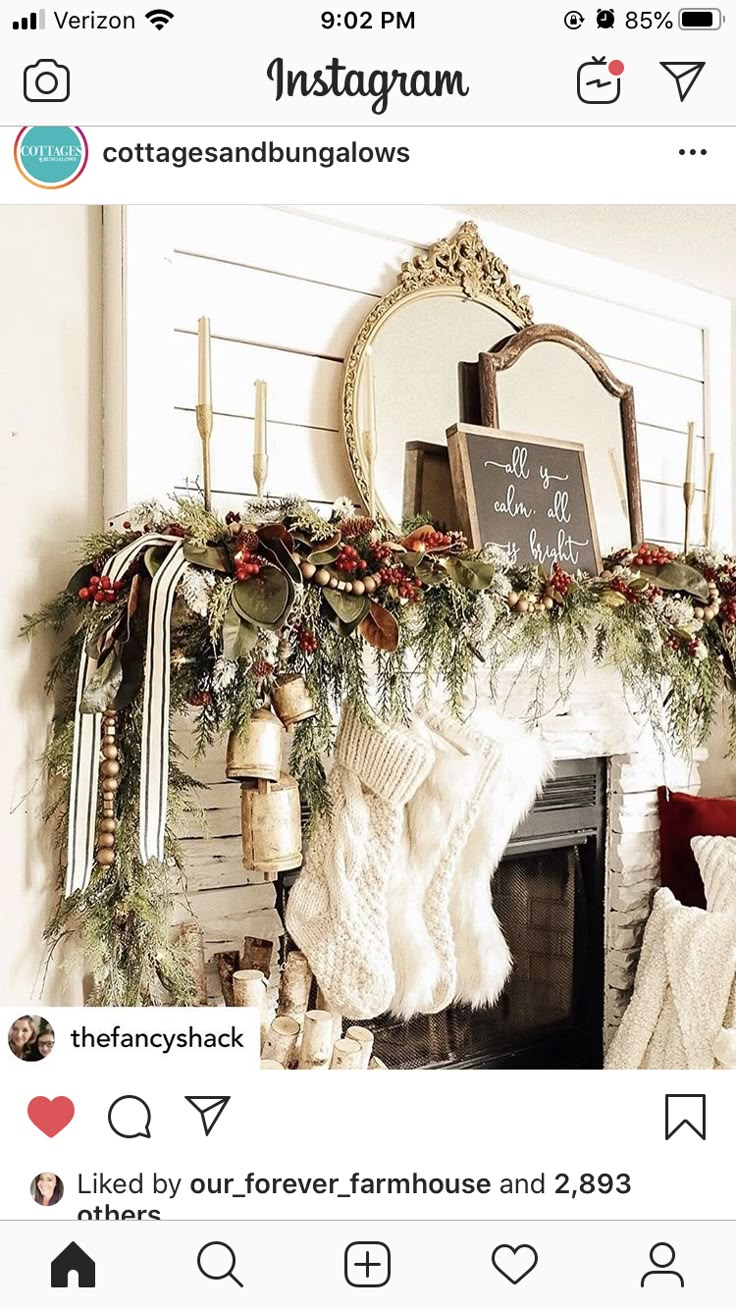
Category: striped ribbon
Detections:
[{"x1": 66, "y1": 533, "x2": 187, "y2": 897}]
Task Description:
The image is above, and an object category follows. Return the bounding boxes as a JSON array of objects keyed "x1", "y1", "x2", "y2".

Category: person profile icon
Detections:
[{"x1": 641, "y1": 1243, "x2": 684, "y2": 1287}]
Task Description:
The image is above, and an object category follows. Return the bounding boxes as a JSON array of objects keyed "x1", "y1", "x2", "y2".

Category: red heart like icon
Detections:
[{"x1": 27, "y1": 1096, "x2": 75, "y2": 1137}]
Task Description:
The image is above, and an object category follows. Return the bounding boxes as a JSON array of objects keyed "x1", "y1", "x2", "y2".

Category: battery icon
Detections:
[{"x1": 679, "y1": 8, "x2": 722, "y2": 26}]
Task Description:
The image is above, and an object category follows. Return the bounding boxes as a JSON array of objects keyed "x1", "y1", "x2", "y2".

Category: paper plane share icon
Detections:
[
  {"x1": 661, "y1": 61, "x2": 706, "y2": 102},
  {"x1": 185, "y1": 1096, "x2": 231, "y2": 1137}
]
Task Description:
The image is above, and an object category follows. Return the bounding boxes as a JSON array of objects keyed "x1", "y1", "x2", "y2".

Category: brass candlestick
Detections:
[
  {"x1": 683, "y1": 480, "x2": 695, "y2": 553},
  {"x1": 704, "y1": 452, "x2": 715, "y2": 548},
  {"x1": 196, "y1": 402, "x2": 213, "y2": 511}
]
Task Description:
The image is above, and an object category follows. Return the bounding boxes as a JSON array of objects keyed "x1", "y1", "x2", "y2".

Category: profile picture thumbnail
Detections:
[
  {"x1": 7, "y1": 1015, "x2": 56, "y2": 1062},
  {"x1": 31, "y1": 1172, "x2": 64, "y2": 1207}
]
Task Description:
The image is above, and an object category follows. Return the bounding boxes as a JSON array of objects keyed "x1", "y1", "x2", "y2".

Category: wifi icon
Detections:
[{"x1": 145, "y1": 8, "x2": 174, "y2": 28}]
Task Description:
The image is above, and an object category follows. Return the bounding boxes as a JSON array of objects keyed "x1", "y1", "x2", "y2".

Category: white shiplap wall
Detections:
[{"x1": 105, "y1": 203, "x2": 732, "y2": 548}]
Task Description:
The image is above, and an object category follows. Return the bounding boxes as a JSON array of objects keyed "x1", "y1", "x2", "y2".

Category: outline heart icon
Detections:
[
  {"x1": 27, "y1": 1096, "x2": 75, "y2": 1137},
  {"x1": 491, "y1": 1244, "x2": 539, "y2": 1284}
]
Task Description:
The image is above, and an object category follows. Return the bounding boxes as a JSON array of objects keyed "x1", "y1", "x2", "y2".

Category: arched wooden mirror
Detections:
[{"x1": 479, "y1": 324, "x2": 643, "y2": 549}]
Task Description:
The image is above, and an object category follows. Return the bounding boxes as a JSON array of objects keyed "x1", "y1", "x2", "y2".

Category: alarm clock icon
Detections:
[{"x1": 597, "y1": 8, "x2": 616, "y2": 27}]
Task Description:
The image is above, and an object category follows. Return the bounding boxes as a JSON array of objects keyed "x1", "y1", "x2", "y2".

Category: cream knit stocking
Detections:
[
  {"x1": 388, "y1": 707, "x2": 550, "y2": 1019},
  {"x1": 388, "y1": 712, "x2": 500, "y2": 1018},
  {"x1": 285, "y1": 706, "x2": 434, "y2": 1020}
]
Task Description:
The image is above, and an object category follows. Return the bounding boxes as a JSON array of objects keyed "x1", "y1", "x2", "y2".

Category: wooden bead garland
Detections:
[{"x1": 96, "y1": 710, "x2": 119, "y2": 868}]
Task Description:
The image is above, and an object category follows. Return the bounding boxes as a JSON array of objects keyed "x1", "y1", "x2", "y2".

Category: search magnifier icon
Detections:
[{"x1": 197, "y1": 1241, "x2": 244, "y2": 1288}]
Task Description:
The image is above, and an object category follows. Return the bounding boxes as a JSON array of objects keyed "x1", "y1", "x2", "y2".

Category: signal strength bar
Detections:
[{"x1": 13, "y1": 8, "x2": 45, "y2": 28}]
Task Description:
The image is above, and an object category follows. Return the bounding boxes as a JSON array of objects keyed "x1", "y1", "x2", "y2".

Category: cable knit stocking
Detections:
[
  {"x1": 388, "y1": 706, "x2": 551, "y2": 1019},
  {"x1": 285, "y1": 706, "x2": 434, "y2": 1020},
  {"x1": 387, "y1": 712, "x2": 500, "y2": 1019}
]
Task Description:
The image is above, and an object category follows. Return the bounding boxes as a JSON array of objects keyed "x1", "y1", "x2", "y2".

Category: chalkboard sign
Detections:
[{"x1": 447, "y1": 423, "x2": 601, "y2": 574}]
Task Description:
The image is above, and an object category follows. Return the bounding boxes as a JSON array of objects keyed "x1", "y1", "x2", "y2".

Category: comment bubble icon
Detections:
[{"x1": 107, "y1": 1095, "x2": 152, "y2": 1140}]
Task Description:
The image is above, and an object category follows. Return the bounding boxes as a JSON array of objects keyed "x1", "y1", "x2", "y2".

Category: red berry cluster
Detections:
[
  {"x1": 551, "y1": 563, "x2": 572, "y2": 596},
  {"x1": 421, "y1": 529, "x2": 452, "y2": 550},
  {"x1": 78, "y1": 575, "x2": 125, "y2": 605},
  {"x1": 632, "y1": 543, "x2": 675, "y2": 568},
  {"x1": 338, "y1": 516, "x2": 376, "y2": 540},
  {"x1": 377, "y1": 563, "x2": 422, "y2": 601},
  {"x1": 370, "y1": 542, "x2": 394, "y2": 566},
  {"x1": 721, "y1": 599, "x2": 736, "y2": 627},
  {"x1": 398, "y1": 576, "x2": 422, "y2": 602},
  {"x1": 378, "y1": 564, "x2": 407, "y2": 587},
  {"x1": 234, "y1": 533, "x2": 262, "y2": 581},
  {"x1": 335, "y1": 543, "x2": 369, "y2": 574},
  {"x1": 163, "y1": 522, "x2": 187, "y2": 538},
  {"x1": 687, "y1": 640, "x2": 701, "y2": 657},
  {"x1": 251, "y1": 659, "x2": 274, "y2": 679},
  {"x1": 609, "y1": 575, "x2": 636, "y2": 601},
  {"x1": 297, "y1": 626, "x2": 318, "y2": 654}
]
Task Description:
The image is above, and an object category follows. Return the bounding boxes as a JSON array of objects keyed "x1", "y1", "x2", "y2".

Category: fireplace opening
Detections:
[
  {"x1": 281, "y1": 757, "x2": 607, "y2": 1070},
  {"x1": 363, "y1": 757, "x2": 607, "y2": 1069}
]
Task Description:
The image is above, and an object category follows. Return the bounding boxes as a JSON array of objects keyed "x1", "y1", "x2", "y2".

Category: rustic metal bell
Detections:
[
  {"x1": 226, "y1": 707, "x2": 283, "y2": 781},
  {"x1": 271, "y1": 673, "x2": 316, "y2": 727},
  {"x1": 241, "y1": 772, "x2": 302, "y2": 878}
]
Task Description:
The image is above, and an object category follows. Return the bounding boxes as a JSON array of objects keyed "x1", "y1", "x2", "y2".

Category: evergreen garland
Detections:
[{"x1": 21, "y1": 498, "x2": 736, "y2": 1005}]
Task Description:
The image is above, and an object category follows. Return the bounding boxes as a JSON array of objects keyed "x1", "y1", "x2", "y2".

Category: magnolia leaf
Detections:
[
  {"x1": 358, "y1": 601, "x2": 399, "y2": 652},
  {"x1": 415, "y1": 558, "x2": 445, "y2": 588},
  {"x1": 444, "y1": 557, "x2": 495, "y2": 591},
  {"x1": 600, "y1": 590, "x2": 627, "y2": 608},
  {"x1": 232, "y1": 566, "x2": 291, "y2": 630},
  {"x1": 321, "y1": 590, "x2": 370, "y2": 634},
  {"x1": 639, "y1": 561, "x2": 709, "y2": 602},
  {"x1": 144, "y1": 545, "x2": 170, "y2": 578},
  {"x1": 182, "y1": 541, "x2": 231, "y2": 573},
  {"x1": 258, "y1": 536, "x2": 302, "y2": 586},
  {"x1": 80, "y1": 653, "x2": 124, "y2": 714},
  {"x1": 222, "y1": 605, "x2": 259, "y2": 660},
  {"x1": 67, "y1": 563, "x2": 94, "y2": 595},
  {"x1": 309, "y1": 543, "x2": 342, "y2": 566},
  {"x1": 258, "y1": 523, "x2": 295, "y2": 554}
]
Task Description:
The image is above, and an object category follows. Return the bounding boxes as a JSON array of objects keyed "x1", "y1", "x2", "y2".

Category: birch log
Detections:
[
  {"x1": 330, "y1": 1037, "x2": 363, "y2": 1069},
  {"x1": 215, "y1": 951, "x2": 240, "y2": 1006},
  {"x1": 261, "y1": 1015, "x2": 300, "y2": 1068},
  {"x1": 233, "y1": 968, "x2": 267, "y2": 1044},
  {"x1": 241, "y1": 935, "x2": 275, "y2": 976},
  {"x1": 260, "y1": 1059, "x2": 286, "y2": 1070},
  {"x1": 278, "y1": 951, "x2": 313, "y2": 1026},
  {"x1": 297, "y1": 1010, "x2": 334, "y2": 1070},
  {"x1": 369, "y1": 1056, "x2": 388, "y2": 1070},
  {"x1": 317, "y1": 987, "x2": 342, "y2": 1045},
  {"x1": 178, "y1": 923, "x2": 207, "y2": 1006},
  {"x1": 345, "y1": 1026, "x2": 374, "y2": 1069}
]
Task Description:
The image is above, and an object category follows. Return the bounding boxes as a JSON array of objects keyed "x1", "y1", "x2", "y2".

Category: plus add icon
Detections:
[{"x1": 344, "y1": 1242, "x2": 392, "y2": 1288}]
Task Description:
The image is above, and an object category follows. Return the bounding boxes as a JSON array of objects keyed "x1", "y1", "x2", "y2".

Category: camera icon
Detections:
[{"x1": 23, "y1": 59, "x2": 70, "y2": 102}]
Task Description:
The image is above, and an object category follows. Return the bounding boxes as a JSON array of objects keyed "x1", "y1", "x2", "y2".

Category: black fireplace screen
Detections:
[{"x1": 363, "y1": 846, "x2": 584, "y2": 1070}]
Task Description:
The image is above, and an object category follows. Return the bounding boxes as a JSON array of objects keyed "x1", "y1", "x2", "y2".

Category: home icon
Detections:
[{"x1": 50, "y1": 1241, "x2": 96, "y2": 1288}]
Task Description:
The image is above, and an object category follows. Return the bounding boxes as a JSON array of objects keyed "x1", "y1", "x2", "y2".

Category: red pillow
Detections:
[{"x1": 657, "y1": 788, "x2": 736, "y2": 908}]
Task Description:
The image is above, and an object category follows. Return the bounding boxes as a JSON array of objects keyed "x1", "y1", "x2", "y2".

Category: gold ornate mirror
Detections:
[{"x1": 341, "y1": 222, "x2": 534, "y2": 534}]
